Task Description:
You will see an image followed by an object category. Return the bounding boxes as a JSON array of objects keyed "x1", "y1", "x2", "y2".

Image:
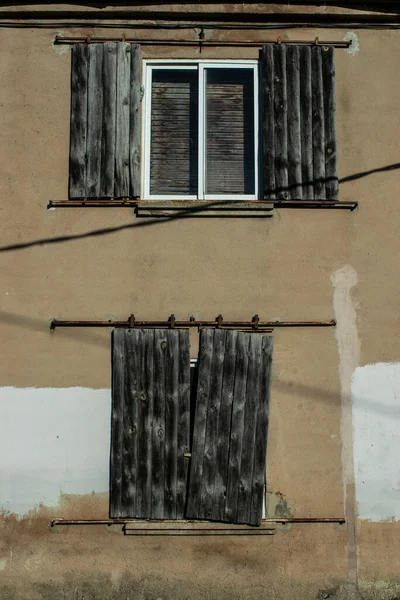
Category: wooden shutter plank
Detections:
[
  {"x1": 212, "y1": 329, "x2": 238, "y2": 522},
  {"x1": 110, "y1": 328, "x2": 125, "y2": 518},
  {"x1": 286, "y1": 45, "x2": 302, "y2": 200},
  {"x1": 164, "y1": 330, "x2": 179, "y2": 519},
  {"x1": 130, "y1": 44, "x2": 141, "y2": 198},
  {"x1": 152, "y1": 329, "x2": 167, "y2": 519},
  {"x1": 250, "y1": 336, "x2": 273, "y2": 526},
  {"x1": 322, "y1": 47, "x2": 338, "y2": 200},
  {"x1": 273, "y1": 46, "x2": 289, "y2": 199},
  {"x1": 199, "y1": 329, "x2": 226, "y2": 520},
  {"x1": 300, "y1": 46, "x2": 314, "y2": 200},
  {"x1": 100, "y1": 42, "x2": 117, "y2": 198},
  {"x1": 69, "y1": 44, "x2": 88, "y2": 199},
  {"x1": 86, "y1": 44, "x2": 104, "y2": 198},
  {"x1": 115, "y1": 42, "x2": 131, "y2": 198},
  {"x1": 237, "y1": 334, "x2": 263, "y2": 524},
  {"x1": 311, "y1": 47, "x2": 326, "y2": 200},
  {"x1": 262, "y1": 46, "x2": 275, "y2": 199},
  {"x1": 225, "y1": 332, "x2": 250, "y2": 523},
  {"x1": 177, "y1": 330, "x2": 190, "y2": 519},
  {"x1": 136, "y1": 329, "x2": 154, "y2": 519},
  {"x1": 186, "y1": 328, "x2": 214, "y2": 519},
  {"x1": 121, "y1": 329, "x2": 141, "y2": 517}
]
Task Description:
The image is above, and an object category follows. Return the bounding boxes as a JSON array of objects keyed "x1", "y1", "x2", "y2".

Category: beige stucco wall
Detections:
[{"x1": 0, "y1": 4, "x2": 399, "y2": 598}]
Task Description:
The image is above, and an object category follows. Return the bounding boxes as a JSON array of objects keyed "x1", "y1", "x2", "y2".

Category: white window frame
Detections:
[{"x1": 142, "y1": 60, "x2": 259, "y2": 201}]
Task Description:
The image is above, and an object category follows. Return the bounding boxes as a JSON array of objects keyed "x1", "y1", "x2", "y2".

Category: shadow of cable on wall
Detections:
[{"x1": 0, "y1": 162, "x2": 398, "y2": 254}]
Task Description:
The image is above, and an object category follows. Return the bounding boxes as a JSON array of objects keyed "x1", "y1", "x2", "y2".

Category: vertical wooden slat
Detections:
[
  {"x1": 115, "y1": 42, "x2": 131, "y2": 198},
  {"x1": 152, "y1": 329, "x2": 167, "y2": 519},
  {"x1": 110, "y1": 329, "x2": 125, "y2": 518},
  {"x1": 300, "y1": 46, "x2": 314, "y2": 200},
  {"x1": 225, "y1": 332, "x2": 250, "y2": 523},
  {"x1": 86, "y1": 44, "x2": 104, "y2": 198},
  {"x1": 212, "y1": 329, "x2": 237, "y2": 522},
  {"x1": 69, "y1": 44, "x2": 88, "y2": 199},
  {"x1": 237, "y1": 334, "x2": 262, "y2": 524},
  {"x1": 322, "y1": 47, "x2": 338, "y2": 200},
  {"x1": 186, "y1": 328, "x2": 214, "y2": 519},
  {"x1": 262, "y1": 46, "x2": 275, "y2": 200},
  {"x1": 164, "y1": 330, "x2": 179, "y2": 519},
  {"x1": 311, "y1": 46, "x2": 326, "y2": 200},
  {"x1": 100, "y1": 42, "x2": 117, "y2": 198},
  {"x1": 177, "y1": 330, "x2": 190, "y2": 519},
  {"x1": 286, "y1": 45, "x2": 302, "y2": 200},
  {"x1": 273, "y1": 45, "x2": 288, "y2": 199},
  {"x1": 136, "y1": 329, "x2": 153, "y2": 518},
  {"x1": 121, "y1": 329, "x2": 141, "y2": 517},
  {"x1": 130, "y1": 44, "x2": 141, "y2": 198},
  {"x1": 250, "y1": 336, "x2": 273, "y2": 526},
  {"x1": 199, "y1": 329, "x2": 226, "y2": 520}
]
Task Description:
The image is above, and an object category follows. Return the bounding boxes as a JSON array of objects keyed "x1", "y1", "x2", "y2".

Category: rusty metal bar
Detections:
[
  {"x1": 50, "y1": 517, "x2": 344, "y2": 527},
  {"x1": 50, "y1": 315, "x2": 336, "y2": 330},
  {"x1": 48, "y1": 199, "x2": 358, "y2": 210},
  {"x1": 53, "y1": 35, "x2": 351, "y2": 48}
]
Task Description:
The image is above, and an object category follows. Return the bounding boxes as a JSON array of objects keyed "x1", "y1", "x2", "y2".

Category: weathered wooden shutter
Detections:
[
  {"x1": 110, "y1": 328, "x2": 190, "y2": 519},
  {"x1": 186, "y1": 330, "x2": 273, "y2": 526},
  {"x1": 262, "y1": 45, "x2": 338, "y2": 200},
  {"x1": 69, "y1": 42, "x2": 141, "y2": 199}
]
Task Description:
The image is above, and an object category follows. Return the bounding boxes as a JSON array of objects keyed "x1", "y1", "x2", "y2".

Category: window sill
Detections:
[{"x1": 135, "y1": 200, "x2": 274, "y2": 218}]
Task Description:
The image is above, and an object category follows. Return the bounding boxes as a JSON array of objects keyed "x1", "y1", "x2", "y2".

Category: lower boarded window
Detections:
[{"x1": 110, "y1": 328, "x2": 273, "y2": 526}]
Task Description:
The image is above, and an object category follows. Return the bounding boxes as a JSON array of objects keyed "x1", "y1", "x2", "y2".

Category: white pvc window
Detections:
[{"x1": 143, "y1": 61, "x2": 259, "y2": 201}]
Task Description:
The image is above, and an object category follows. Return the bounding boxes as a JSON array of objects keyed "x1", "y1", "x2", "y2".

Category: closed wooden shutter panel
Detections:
[
  {"x1": 110, "y1": 328, "x2": 190, "y2": 519},
  {"x1": 69, "y1": 42, "x2": 141, "y2": 199},
  {"x1": 186, "y1": 330, "x2": 273, "y2": 526},
  {"x1": 262, "y1": 44, "x2": 338, "y2": 200}
]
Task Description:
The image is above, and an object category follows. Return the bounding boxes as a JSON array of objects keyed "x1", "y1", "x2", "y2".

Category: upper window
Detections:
[
  {"x1": 68, "y1": 43, "x2": 338, "y2": 202},
  {"x1": 143, "y1": 62, "x2": 258, "y2": 200}
]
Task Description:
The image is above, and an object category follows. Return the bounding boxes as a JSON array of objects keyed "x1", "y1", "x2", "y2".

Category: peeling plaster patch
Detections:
[
  {"x1": 0, "y1": 559, "x2": 7, "y2": 571},
  {"x1": 352, "y1": 363, "x2": 400, "y2": 522},
  {"x1": 51, "y1": 33, "x2": 69, "y2": 56},
  {"x1": 344, "y1": 32, "x2": 360, "y2": 56},
  {"x1": 0, "y1": 387, "x2": 111, "y2": 517}
]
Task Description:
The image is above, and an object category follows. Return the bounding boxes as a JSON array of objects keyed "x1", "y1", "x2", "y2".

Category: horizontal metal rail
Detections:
[
  {"x1": 50, "y1": 315, "x2": 336, "y2": 331},
  {"x1": 53, "y1": 35, "x2": 351, "y2": 48},
  {"x1": 48, "y1": 199, "x2": 358, "y2": 210},
  {"x1": 50, "y1": 517, "x2": 345, "y2": 527}
]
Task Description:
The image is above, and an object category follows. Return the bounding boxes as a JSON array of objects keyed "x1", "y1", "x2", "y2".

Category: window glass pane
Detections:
[
  {"x1": 150, "y1": 70, "x2": 198, "y2": 195},
  {"x1": 206, "y1": 68, "x2": 255, "y2": 195}
]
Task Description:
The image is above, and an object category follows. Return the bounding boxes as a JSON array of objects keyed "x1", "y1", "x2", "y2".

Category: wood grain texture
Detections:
[
  {"x1": 311, "y1": 46, "x2": 326, "y2": 200},
  {"x1": 100, "y1": 42, "x2": 117, "y2": 198},
  {"x1": 286, "y1": 45, "x2": 302, "y2": 200},
  {"x1": 212, "y1": 329, "x2": 237, "y2": 522},
  {"x1": 300, "y1": 46, "x2": 314, "y2": 200},
  {"x1": 152, "y1": 329, "x2": 167, "y2": 519},
  {"x1": 250, "y1": 336, "x2": 273, "y2": 526},
  {"x1": 262, "y1": 45, "x2": 275, "y2": 199},
  {"x1": 177, "y1": 330, "x2": 191, "y2": 519},
  {"x1": 115, "y1": 42, "x2": 131, "y2": 198},
  {"x1": 110, "y1": 328, "x2": 125, "y2": 518},
  {"x1": 322, "y1": 47, "x2": 338, "y2": 200},
  {"x1": 186, "y1": 328, "x2": 213, "y2": 519},
  {"x1": 69, "y1": 43, "x2": 88, "y2": 199},
  {"x1": 86, "y1": 44, "x2": 104, "y2": 198},
  {"x1": 130, "y1": 44, "x2": 141, "y2": 198},
  {"x1": 110, "y1": 328, "x2": 189, "y2": 520},
  {"x1": 273, "y1": 45, "x2": 288, "y2": 199},
  {"x1": 237, "y1": 334, "x2": 262, "y2": 524}
]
